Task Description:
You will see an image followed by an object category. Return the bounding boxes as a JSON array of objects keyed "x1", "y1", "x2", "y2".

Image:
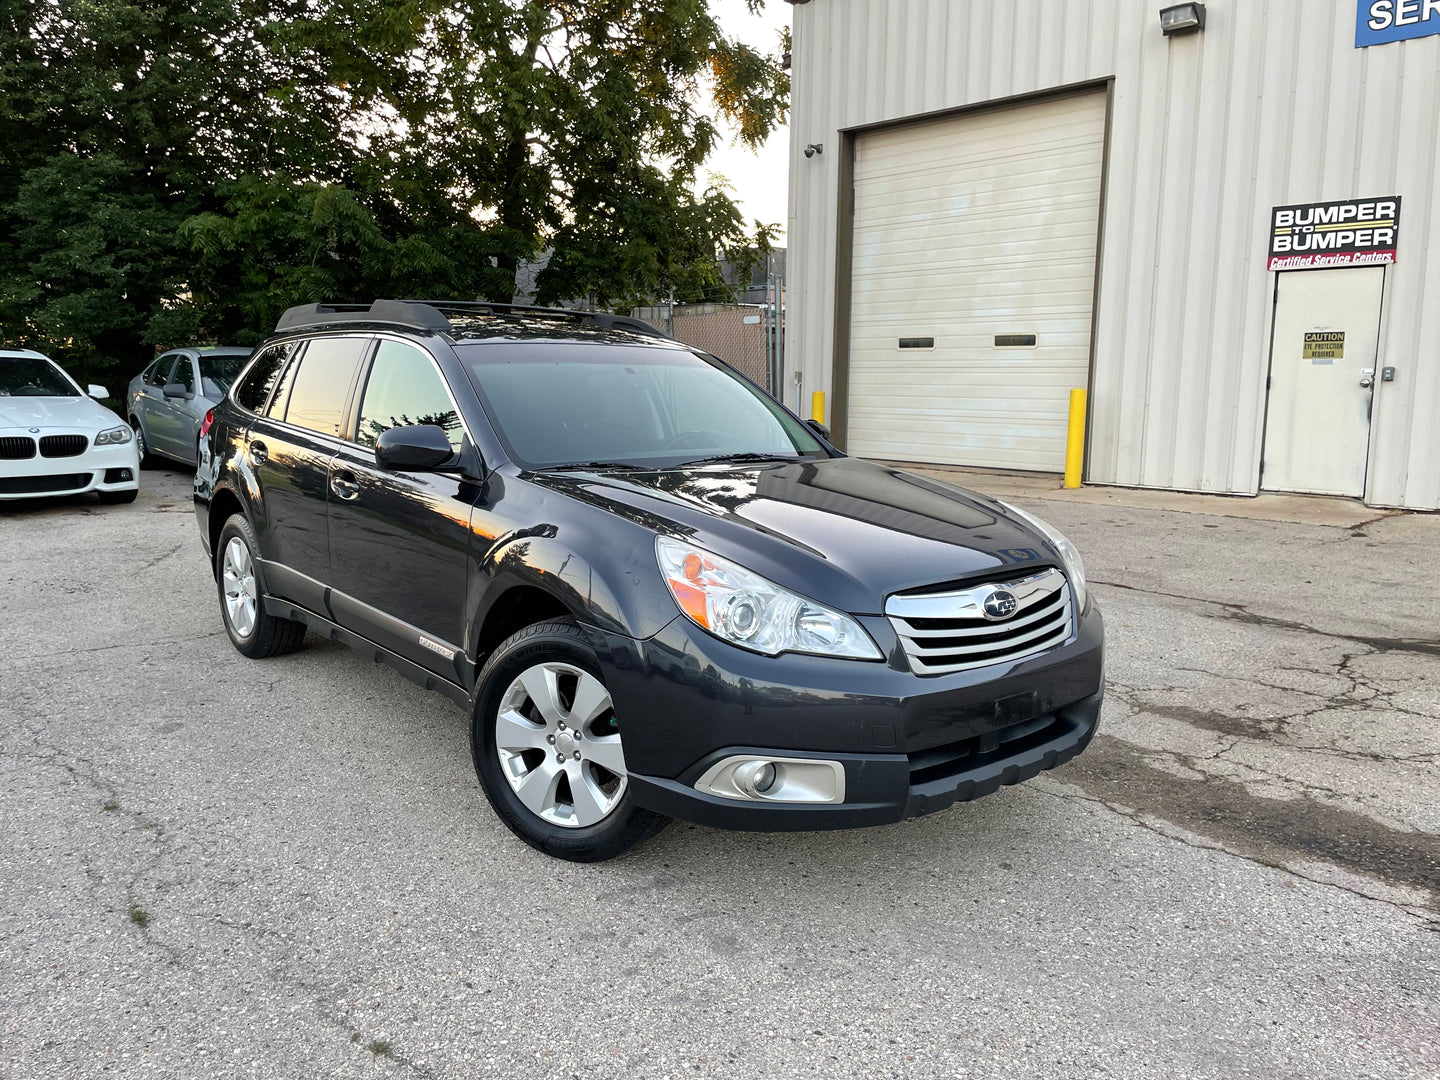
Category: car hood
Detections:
[
  {"x1": 0, "y1": 395, "x2": 121, "y2": 431},
  {"x1": 532, "y1": 456, "x2": 1059, "y2": 615}
]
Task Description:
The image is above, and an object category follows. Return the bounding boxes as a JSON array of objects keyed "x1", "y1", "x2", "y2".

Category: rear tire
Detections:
[
  {"x1": 471, "y1": 620, "x2": 668, "y2": 861},
  {"x1": 97, "y1": 489, "x2": 138, "y2": 504},
  {"x1": 215, "y1": 514, "x2": 306, "y2": 659}
]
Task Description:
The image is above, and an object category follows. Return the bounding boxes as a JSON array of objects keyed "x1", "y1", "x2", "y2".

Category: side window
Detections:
[
  {"x1": 266, "y1": 349, "x2": 300, "y2": 419},
  {"x1": 174, "y1": 355, "x2": 196, "y2": 394},
  {"x1": 283, "y1": 336, "x2": 368, "y2": 436},
  {"x1": 235, "y1": 342, "x2": 296, "y2": 413},
  {"x1": 146, "y1": 356, "x2": 176, "y2": 388},
  {"x1": 356, "y1": 340, "x2": 463, "y2": 451}
]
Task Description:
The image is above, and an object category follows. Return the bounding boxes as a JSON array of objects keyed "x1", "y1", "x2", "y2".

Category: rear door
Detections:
[
  {"x1": 326, "y1": 337, "x2": 475, "y2": 677},
  {"x1": 246, "y1": 335, "x2": 370, "y2": 613}
]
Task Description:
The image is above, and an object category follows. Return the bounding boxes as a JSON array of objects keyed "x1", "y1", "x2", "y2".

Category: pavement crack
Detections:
[
  {"x1": 1092, "y1": 580, "x2": 1440, "y2": 657},
  {"x1": 1047, "y1": 734, "x2": 1440, "y2": 912},
  {"x1": 1033, "y1": 779, "x2": 1436, "y2": 924},
  {"x1": 9, "y1": 631, "x2": 226, "y2": 663}
]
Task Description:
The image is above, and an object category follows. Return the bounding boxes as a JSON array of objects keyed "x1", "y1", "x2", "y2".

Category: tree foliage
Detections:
[{"x1": 0, "y1": 0, "x2": 788, "y2": 377}]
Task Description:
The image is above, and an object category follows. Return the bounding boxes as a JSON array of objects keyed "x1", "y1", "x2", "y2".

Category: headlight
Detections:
[
  {"x1": 999, "y1": 502, "x2": 1088, "y2": 612},
  {"x1": 656, "y1": 537, "x2": 882, "y2": 660},
  {"x1": 95, "y1": 425, "x2": 133, "y2": 446}
]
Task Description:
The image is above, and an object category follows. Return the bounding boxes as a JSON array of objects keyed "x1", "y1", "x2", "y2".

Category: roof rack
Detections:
[
  {"x1": 275, "y1": 300, "x2": 452, "y2": 334},
  {"x1": 274, "y1": 299, "x2": 673, "y2": 341},
  {"x1": 403, "y1": 300, "x2": 673, "y2": 341}
]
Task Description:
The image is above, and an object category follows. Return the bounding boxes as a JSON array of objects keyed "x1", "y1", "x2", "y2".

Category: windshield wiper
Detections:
[
  {"x1": 673, "y1": 452, "x2": 802, "y2": 468},
  {"x1": 540, "y1": 461, "x2": 649, "y2": 473}
]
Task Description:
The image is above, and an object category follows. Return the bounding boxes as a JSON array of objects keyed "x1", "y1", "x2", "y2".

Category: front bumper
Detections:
[
  {"x1": 0, "y1": 436, "x2": 140, "y2": 499},
  {"x1": 591, "y1": 603, "x2": 1105, "y2": 832}
]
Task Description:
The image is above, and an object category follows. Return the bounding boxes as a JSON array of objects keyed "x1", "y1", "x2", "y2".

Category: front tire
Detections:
[
  {"x1": 215, "y1": 514, "x2": 306, "y2": 659},
  {"x1": 130, "y1": 417, "x2": 158, "y2": 468},
  {"x1": 471, "y1": 620, "x2": 668, "y2": 861}
]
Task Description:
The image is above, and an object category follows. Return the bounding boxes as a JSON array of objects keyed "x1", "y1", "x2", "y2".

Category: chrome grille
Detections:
[
  {"x1": 887, "y1": 568, "x2": 1075, "y2": 675},
  {"x1": 40, "y1": 434, "x2": 88, "y2": 458},
  {"x1": 0, "y1": 436, "x2": 36, "y2": 460}
]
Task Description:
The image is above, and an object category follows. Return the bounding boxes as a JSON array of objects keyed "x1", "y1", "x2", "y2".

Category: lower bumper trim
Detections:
[{"x1": 627, "y1": 690, "x2": 1102, "y2": 833}]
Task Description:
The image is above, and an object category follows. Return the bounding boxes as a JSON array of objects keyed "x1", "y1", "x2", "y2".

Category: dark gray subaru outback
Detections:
[{"x1": 195, "y1": 300, "x2": 1103, "y2": 861}]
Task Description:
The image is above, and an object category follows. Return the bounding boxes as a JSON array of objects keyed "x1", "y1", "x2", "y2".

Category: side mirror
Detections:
[
  {"x1": 88, "y1": 384, "x2": 108, "y2": 399},
  {"x1": 375, "y1": 424, "x2": 457, "y2": 472},
  {"x1": 805, "y1": 418, "x2": 831, "y2": 442},
  {"x1": 162, "y1": 382, "x2": 191, "y2": 400}
]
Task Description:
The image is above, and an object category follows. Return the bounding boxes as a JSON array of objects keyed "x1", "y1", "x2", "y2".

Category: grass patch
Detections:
[
  {"x1": 102, "y1": 802, "x2": 119, "y2": 812},
  {"x1": 128, "y1": 905, "x2": 150, "y2": 929},
  {"x1": 368, "y1": 1040, "x2": 392, "y2": 1058}
]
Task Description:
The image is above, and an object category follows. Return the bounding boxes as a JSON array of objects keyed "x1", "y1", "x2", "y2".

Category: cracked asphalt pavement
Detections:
[{"x1": 2, "y1": 468, "x2": 1437, "y2": 1079}]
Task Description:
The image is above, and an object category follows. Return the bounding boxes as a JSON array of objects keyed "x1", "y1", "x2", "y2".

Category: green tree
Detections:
[
  {"x1": 0, "y1": 0, "x2": 789, "y2": 377},
  {"x1": 386, "y1": 0, "x2": 789, "y2": 305}
]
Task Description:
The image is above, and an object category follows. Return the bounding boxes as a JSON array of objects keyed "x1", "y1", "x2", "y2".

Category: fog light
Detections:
[
  {"x1": 695, "y1": 755, "x2": 846, "y2": 804},
  {"x1": 734, "y1": 760, "x2": 779, "y2": 798}
]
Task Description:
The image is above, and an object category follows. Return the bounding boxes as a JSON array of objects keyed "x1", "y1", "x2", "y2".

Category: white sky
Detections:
[{"x1": 707, "y1": 1, "x2": 793, "y2": 242}]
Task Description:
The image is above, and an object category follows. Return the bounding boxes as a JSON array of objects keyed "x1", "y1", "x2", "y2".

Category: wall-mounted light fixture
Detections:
[
  {"x1": 1160, "y1": 3, "x2": 1206, "y2": 35},
  {"x1": 804, "y1": 143, "x2": 823, "y2": 158}
]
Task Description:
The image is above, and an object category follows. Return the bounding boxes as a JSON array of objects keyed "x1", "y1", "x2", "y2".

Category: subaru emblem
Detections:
[{"x1": 981, "y1": 588, "x2": 1018, "y2": 621}]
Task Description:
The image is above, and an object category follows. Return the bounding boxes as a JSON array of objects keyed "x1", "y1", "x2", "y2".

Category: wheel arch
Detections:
[
  {"x1": 472, "y1": 583, "x2": 576, "y2": 665},
  {"x1": 207, "y1": 486, "x2": 246, "y2": 575}
]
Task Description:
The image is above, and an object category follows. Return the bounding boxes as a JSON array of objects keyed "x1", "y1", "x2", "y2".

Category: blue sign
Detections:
[{"x1": 1357, "y1": 1, "x2": 1440, "y2": 46}]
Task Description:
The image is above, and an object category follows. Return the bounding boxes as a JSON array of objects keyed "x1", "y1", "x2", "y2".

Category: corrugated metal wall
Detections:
[{"x1": 787, "y1": 0, "x2": 1440, "y2": 509}]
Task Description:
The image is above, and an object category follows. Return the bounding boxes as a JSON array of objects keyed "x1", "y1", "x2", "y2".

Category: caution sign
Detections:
[
  {"x1": 1268, "y1": 196, "x2": 1401, "y2": 271},
  {"x1": 1303, "y1": 332, "x2": 1345, "y2": 363}
]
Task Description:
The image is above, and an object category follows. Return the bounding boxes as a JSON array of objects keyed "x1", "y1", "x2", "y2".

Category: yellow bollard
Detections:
[
  {"x1": 1064, "y1": 388, "x2": 1087, "y2": 489},
  {"x1": 811, "y1": 390, "x2": 826, "y2": 424}
]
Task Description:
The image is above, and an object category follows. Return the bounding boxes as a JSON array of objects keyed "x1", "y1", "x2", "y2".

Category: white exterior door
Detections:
[
  {"x1": 1262, "y1": 268, "x2": 1384, "y2": 498},
  {"x1": 846, "y1": 90, "x2": 1107, "y2": 471}
]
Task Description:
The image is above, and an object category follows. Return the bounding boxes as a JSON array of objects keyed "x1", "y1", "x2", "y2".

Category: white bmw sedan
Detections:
[{"x1": 0, "y1": 349, "x2": 141, "y2": 503}]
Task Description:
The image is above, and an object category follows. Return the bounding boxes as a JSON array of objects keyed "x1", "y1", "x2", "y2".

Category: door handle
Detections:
[
  {"x1": 331, "y1": 472, "x2": 360, "y2": 500},
  {"x1": 248, "y1": 440, "x2": 268, "y2": 465},
  {"x1": 1359, "y1": 377, "x2": 1373, "y2": 389}
]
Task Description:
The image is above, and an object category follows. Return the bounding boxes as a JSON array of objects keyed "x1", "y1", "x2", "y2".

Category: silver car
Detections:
[{"x1": 127, "y1": 347, "x2": 251, "y2": 466}]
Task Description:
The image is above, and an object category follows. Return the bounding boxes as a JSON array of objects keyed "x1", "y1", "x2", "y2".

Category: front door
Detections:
[
  {"x1": 1262, "y1": 268, "x2": 1385, "y2": 497},
  {"x1": 326, "y1": 338, "x2": 474, "y2": 679},
  {"x1": 146, "y1": 353, "x2": 187, "y2": 457}
]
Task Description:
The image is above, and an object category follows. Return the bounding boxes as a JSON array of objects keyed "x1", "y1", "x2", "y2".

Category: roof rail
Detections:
[
  {"x1": 274, "y1": 299, "x2": 675, "y2": 341},
  {"x1": 403, "y1": 300, "x2": 673, "y2": 340},
  {"x1": 274, "y1": 300, "x2": 452, "y2": 334}
]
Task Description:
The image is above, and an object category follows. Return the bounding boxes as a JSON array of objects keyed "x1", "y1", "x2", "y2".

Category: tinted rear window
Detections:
[
  {"x1": 234, "y1": 343, "x2": 296, "y2": 413},
  {"x1": 283, "y1": 337, "x2": 368, "y2": 435}
]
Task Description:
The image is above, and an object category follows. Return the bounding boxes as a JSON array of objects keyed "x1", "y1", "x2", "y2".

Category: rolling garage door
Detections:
[{"x1": 847, "y1": 90, "x2": 1107, "y2": 472}]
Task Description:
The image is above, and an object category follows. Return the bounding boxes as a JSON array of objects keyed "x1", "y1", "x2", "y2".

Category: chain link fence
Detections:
[{"x1": 632, "y1": 282, "x2": 784, "y2": 395}]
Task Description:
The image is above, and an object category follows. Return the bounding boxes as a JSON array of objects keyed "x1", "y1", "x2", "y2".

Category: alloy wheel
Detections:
[
  {"x1": 221, "y1": 537, "x2": 258, "y2": 637},
  {"x1": 132, "y1": 421, "x2": 146, "y2": 460},
  {"x1": 495, "y1": 662, "x2": 628, "y2": 828}
]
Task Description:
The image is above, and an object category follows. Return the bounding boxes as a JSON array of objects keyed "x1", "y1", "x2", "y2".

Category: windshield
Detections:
[
  {"x1": 460, "y1": 343, "x2": 825, "y2": 470},
  {"x1": 0, "y1": 357, "x2": 78, "y2": 397},
  {"x1": 199, "y1": 353, "x2": 249, "y2": 393}
]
